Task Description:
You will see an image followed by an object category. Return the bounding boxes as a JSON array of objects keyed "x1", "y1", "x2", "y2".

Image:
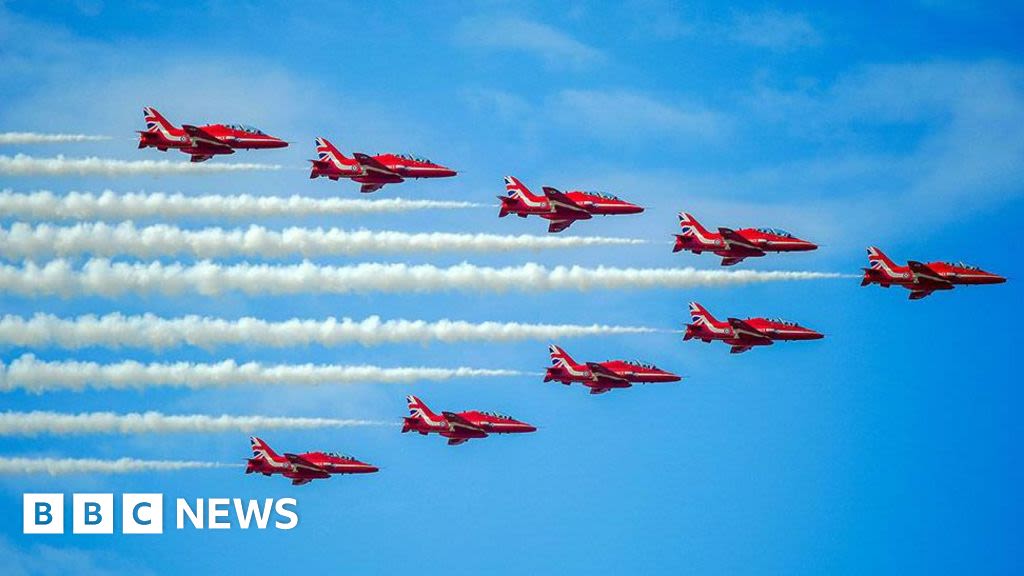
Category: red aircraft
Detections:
[
  {"x1": 401, "y1": 395, "x2": 536, "y2": 446},
  {"x1": 544, "y1": 345, "x2": 681, "y2": 395},
  {"x1": 137, "y1": 107, "x2": 288, "y2": 163},
  {"x1": 498, "y1": 176, "x2": 644, "y2": 233},
  {"x1": 674, "y1": 212, "x2": 817, "y2": 266},
  {"x1": 245, "y1": 436, "x2": 378, "y2": 486},
  {"x1": 862, "y1": 246, "x2": 1006, "y2": 300},
  {"x1": 685, "y1": 302, "x2": 823, "y2": 354},
  {"x1": 309, "y1": 137, "x2": 457, "y2": 193}
]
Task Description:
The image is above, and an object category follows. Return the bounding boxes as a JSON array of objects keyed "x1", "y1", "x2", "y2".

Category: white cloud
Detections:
[
  {"x1": 730, "y1": 11, "x2": 821, "y2": 51},
  {"x1": 456, "y1": 16, "x2": 603, "y2": 68},
  {"x1": 552, "y1": 89, "x2": 729, "y2": 140},
  {"x1": 746, "y1": 60, "x2": 1024, "y2": 228}
]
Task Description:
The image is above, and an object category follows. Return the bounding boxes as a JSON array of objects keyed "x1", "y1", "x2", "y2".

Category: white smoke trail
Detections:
[
  {"x1": 0, "y1": 259, "x2": 847, "y2": 298},
  {"x1": 0, "y1": 222, "x2": 646, "y2": 259},
  {"x1": 0, "y1": 189, "x2": 483, "y2": 220},
  {"x1": 0, "y1": 133, "x2": 111, "y2": 144},
  {"x1": 0, "y1": 355, "x2": 525, "y2": 394},
  {"x1": 0, "y1": 457, "x2": 229, "y2": 475},
  {"x1": 0, "y1": 410, "x2": 392, "y2": 436},
  {"x1": 0, "y1": 313, "x2": 661, "y2": 350},
  {"x1": 0, "y1": 154, "x2": 280, "y2": 176}
]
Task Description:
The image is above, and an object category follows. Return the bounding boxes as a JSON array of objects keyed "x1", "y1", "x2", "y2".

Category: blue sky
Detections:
[{"x1": 1, "y1": 1, "x2": 1022, "y2": 574}]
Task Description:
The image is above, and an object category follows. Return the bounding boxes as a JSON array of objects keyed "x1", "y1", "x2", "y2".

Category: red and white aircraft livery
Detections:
[
  {"x1": 862, "y1": 246, "x2": 1006, "y2": 300},
  {"x1": 245, "y1": 436, "x2": 378, "y2": 486},
  {"x1": 138, "y1": 107, "x2": 288, "y2": 163},
  {"x1": 309, "y1": 137, "x2": 457, "y2": 193},
  {"x1": 685, "y1": 302, "x2": 823, "y2": 354},
  {"x1": 544, "y1": 345, "x2": 681, "y2": 395},
  {"x1": 402, "y1": 395, "x2": 536, "y2": 446},
  {"x1": 498, "y1": 176, "x2": 644, "y2": 233},
  {"x1": 674, "y1": 212, "x2": 817, "y2": 266}
]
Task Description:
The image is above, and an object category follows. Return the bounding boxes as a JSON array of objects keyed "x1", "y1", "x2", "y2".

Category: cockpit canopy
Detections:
[
  {"x1": 943, "y1": 261, "x2": 979, "y2": 270},
  {"x1": 766, "y1": 318, "x2": 796, "y2": 326},
  {"x1": 226, "y1": 124, "x2": 265, "y2": 135},
  {"x1": 756, "y1": 227, "x2": 793, "y2": 238},
  {"x1": 480, "y1": 411, "x2": 513, "y2": 420},
  {"x1": 624, "y1": 359, "x2": 657, "y2": 369},
  {"x1": 324, "y1": 451, "x2": 354, "y2": 460},
  {"x1": 395, "y1": 153, "x2": 432, "y2": 164},
  {"x1": 584, "y1": 191, "x2": 620, "y2": 200}
]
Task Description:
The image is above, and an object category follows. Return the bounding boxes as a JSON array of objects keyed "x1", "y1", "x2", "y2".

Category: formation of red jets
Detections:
[{"x1": 132, "y1": 107, "x2": 1007, "y2": 485}]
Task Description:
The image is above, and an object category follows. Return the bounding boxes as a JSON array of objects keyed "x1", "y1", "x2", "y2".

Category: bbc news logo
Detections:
[{"x1": 23, "y1": 493, "x2": 298, "y2": 534}]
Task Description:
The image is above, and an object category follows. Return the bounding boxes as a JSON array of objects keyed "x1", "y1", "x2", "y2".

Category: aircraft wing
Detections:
[
  {"x1": 283, "y1": 453, "x2": 330, "y2": 479},
  {"x1": 181, "y1": 124, "x2": 232, "y2": 149},
  {"x1": 353, "y1": 153, "x2": 401, "y2": 178},
  {"x1": 588, "y1": 387, "x2": 613, "y2": 395},
  {"x1": 542, "y1": 187, "x2": 593, "y2": 216},
  {"x1": 726, "y1": 318, "x2": 774, "y2": 345},
  {"x1": 907, "y1": 261, "x2": 952, "y2": 288},
  {"x1": 441, "y1": 411, "x2": 486, "y2": 435},
  {"x1": 909, "y1": 290, "x2": 935, "y2": 300},
  {"x1": 447, "y1": 438, "x2": 470, "y2": 446},
  {"x1": 717, "y1": 227, "x2": 764, "y2": 256},
  {"x1": 720, "y1": 256, "x2": 747, "y2": 267},
  {"x1": 585, "y1": 362, "x2": 631, "y2": 387},
  {"x1": 547, "y1": 218, "x2": 577, "y2": 233}
]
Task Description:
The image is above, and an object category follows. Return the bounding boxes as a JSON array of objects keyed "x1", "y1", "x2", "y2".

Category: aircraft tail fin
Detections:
[
  {"x1": 504, "y1": 175, "x2": 544, "y2": 203},
  {"x1": 314, "y1": 137, "x2": 346, "y2": 161},
  {"x1": 548, "y1": 344, "x2": 581, "y2": 370},
  {"x1": 867, "y1": 246, "x2": 898, "y2": 271},
  {"x1": 865, "y1": 246, "x2": 902, "y2": 283},
  {"x1": 249, "y1": 436, "x2": 282, "y2": 464},
  {"x1": 405, "y1": 395, "x2": 442, "y2": 430},
  {"x1": 687, "y1": 301, "x2": 723, "y2": 334},
  {"x1": 142, "y1": 106, "x2": 177, "y2": 133},
  {"x1": 678, "y1": 212, "x2": 712, "y2": 238}
]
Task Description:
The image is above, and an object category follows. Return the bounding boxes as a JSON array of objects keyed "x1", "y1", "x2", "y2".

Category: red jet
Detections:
[
  {"x1": 862, "y1": 246, "x2": 1006, "y2": 300},
  {"x1": 402, "y1": 395, "x2": 536, "y2": 446},
  {"x1": 544, "y1": 345, "x2": 681, "y2": 395},
  {"x1": 674, "y1": 212, "x2": 817, "y2": 266},
  {"x1": 137, "y1": 107, "x2": 288, "y2": 163},
  {"x1": 245, "y1": 436, "x2": 378, "y2": 486},
  {"x1": 498, "y1": 176, "x2": 644, "y2": 233},
  {"x1": 685, "y1": 302, "x2": 823, "y2": 354},
  {"x1": 309, "y1": 137, "x2": 457, "y2": 193}
]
